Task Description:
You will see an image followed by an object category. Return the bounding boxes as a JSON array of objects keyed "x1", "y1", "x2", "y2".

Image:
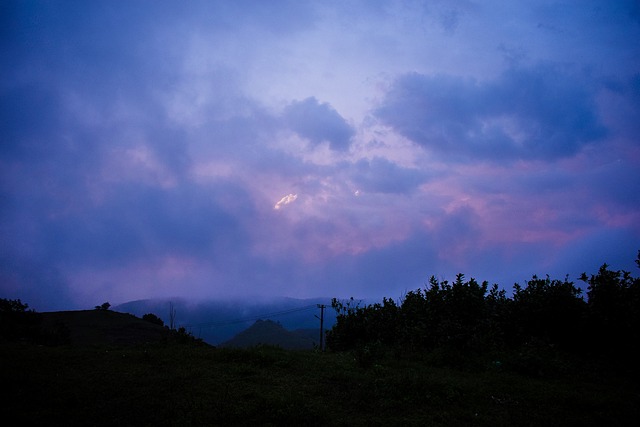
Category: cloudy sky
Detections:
[{"x1": 2, "y1": 1, "x2": 639, "y2": 311}]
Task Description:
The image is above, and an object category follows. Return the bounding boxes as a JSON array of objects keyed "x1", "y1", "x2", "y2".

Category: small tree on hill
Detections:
[
  {"x1": 0, "y1": 298, "x2": 30, "y2": 313},
  {"x1": 94, "y1": 302, "x2": 111, "y2": 310}
]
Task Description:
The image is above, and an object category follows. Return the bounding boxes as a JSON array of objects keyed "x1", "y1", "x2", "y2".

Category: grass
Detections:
[{"x1": 2, "y1": 341, "x2": 639, "y2": 426}]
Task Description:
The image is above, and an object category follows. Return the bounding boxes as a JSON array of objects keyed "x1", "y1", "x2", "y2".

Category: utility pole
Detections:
[
  {"x1": 169, "y1": 302, "x2": 176, "y2": 330},
  {"x1": 316, "y1": 304, "x2": 326, "y2": 352}
]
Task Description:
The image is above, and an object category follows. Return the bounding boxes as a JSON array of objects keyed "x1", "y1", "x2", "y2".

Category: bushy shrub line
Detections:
[{"x1": 326, "y1": 252, "x2": 640, "y2": 367}]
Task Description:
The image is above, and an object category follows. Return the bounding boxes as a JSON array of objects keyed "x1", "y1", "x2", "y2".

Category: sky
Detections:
[{"x1": 1, "y1": 0, "x2": 640, "y2": 311}]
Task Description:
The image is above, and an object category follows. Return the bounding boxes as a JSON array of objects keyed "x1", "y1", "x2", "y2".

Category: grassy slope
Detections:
[{"x1": 2, "y1": 341, "x2": 639, "y2": 426}]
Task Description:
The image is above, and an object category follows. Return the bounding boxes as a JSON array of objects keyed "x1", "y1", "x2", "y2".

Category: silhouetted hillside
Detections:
[
  {"x1": 220, "y1": 319, "x2": 317, "y2": 350},
  {"x1": 38, "y1": 310, "x2": 174, "y2": 346}
]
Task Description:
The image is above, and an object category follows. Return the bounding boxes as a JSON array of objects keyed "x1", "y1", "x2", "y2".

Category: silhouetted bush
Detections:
[
  {"x1": 0, "y1": 298, "x2": 43, "y2": 342},
  {"x1": 509, "y1": 275, "x2": 587, "y2": 352},
  {"x1": 171, "y1": 326, "x2": 205, "y2": 346},
  {"x1": 327, "y1": 274, "x2": 512, "y2": 359},
  {"x1": 142, "y1": 313, "x2": 164, "y2": 327},
  {"x1": 580, "y1": 255, "x2": 640, "y2": 361},
  {"x1": 327, "y1": 252, "x2": 640, "y2": 370}
]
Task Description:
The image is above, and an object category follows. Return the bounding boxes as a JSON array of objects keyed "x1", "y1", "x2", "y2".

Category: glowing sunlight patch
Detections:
[{"x1": 274, "y1": 193, "x2": 298, "y2": 210}]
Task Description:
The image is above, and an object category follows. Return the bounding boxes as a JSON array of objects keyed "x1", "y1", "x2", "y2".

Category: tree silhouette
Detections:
[
  {"x1": 510, "y1": 275, "x2": 587, "y2": 351},
  {"x1": 327, "y1": 252, "x2": 640, "y2": 369},
  {"x1": 580, "y1": 260, "x2": 640, "y2": 359},
  {"x1": 94, "y1": 302, "x2": 111, "y2": 310},
  {"x1": 142, "y1": 313, "x2": 164, "y2": 327},
  {"x1": 0, "y1": 298, "x2": 42, "y2": 342}
]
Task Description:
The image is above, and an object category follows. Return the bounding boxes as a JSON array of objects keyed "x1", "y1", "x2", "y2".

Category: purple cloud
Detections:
[
  {"x1": 352, "y1": 157, "x2": 427, "y2": 194},
  {"x1": 283, "y1": 97, "x2": 355, "y2": 151},
  {"x1": 1, "y1": 1, "x2": 639, "y2": 312},
  {"x1": 375, "y1": 64, "x2": 607, "y2": 161}
]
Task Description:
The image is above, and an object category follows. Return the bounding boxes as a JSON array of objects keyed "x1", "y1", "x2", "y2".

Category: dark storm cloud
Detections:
[
  {"x1": 283, "y1": 97, "x2": 355, "y2": 151},
  {"x1": 352, "y1": 157, "x2": 427, "y2": 194},
  {"x1": 0, "y1": 176, "x2": 254, "y2": 308},
  {"x1": 584, "y1": 160, "x2": 640, "y2": 209},
  {"x1": 0, "y1": 2, "x2": 196, "y2": 175},
  {"x1": 1, "y1": 1, "x2": 176, "y2": 95},
  {"x1": 375, "y1": 64, "x2": 607, "y2": 161},
  {"x1": 38, "y1": 182, "x2": 250, "y2": 268},
  {"x1": 0, "y1": 1, "x2": 314, "y2": 309}
]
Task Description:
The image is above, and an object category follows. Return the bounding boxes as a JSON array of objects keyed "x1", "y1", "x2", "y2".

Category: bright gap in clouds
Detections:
[
  {"x1": 274, "y1": 194, "x2": 298, "y2": 210},
  {"x1": 0, "y1": 1, "x2": 639, "y2": 311}
]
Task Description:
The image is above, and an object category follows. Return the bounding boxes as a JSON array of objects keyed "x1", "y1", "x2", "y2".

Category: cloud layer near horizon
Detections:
[{"x1": 1, "y1": 1, "x2": 639, "y2": 310}]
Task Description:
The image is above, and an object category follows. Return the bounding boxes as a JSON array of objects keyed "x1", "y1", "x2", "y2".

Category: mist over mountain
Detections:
[{"x1": 114, "y1": 296, "x2": 337, "y2": 345}]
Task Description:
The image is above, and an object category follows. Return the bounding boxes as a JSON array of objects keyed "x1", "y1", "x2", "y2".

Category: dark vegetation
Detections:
[
  {"x1": 142, "y1": 312, "x2": 165, "y2": 327},
  {"x1": 94, "y1": 301, "x2": 111, "y2": 311},
  {"x1": 1, "y1": 253, "x2": 639, "y2": 425},
  {"x1": 0, "y1": 300, "x2": 203, "y2": 347},
  {"x1": 327, "y1": 254, "x2": 640, "y2": 374}
]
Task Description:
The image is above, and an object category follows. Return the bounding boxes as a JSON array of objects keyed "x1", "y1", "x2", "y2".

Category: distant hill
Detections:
[
  {"x1": 38, "y1": 310, "x2": 174, "y2": 346},
  {"x1": 220, "y1": 319, "x2": 319, "y2": 350},
  {"x1": 113, "y1": 297, "x2": 337, "y2": 345}
]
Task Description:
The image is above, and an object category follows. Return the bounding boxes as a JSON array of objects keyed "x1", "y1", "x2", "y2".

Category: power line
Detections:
[{"x1": 316, "y1": 304, "x2": 326, "y2": 352}]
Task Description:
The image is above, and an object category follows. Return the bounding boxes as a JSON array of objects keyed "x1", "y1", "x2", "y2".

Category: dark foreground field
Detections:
[{"x1": 2, "y1": 340, "x2": 638, "y2": 426}]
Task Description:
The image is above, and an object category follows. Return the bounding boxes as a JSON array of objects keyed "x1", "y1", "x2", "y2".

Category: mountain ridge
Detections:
[
  {"x1": 220, "y1": 319, "x2": 319, "y2": 350},
  {"x1": 113, "y1": 296, "x2": 338, "y2": 345}
]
